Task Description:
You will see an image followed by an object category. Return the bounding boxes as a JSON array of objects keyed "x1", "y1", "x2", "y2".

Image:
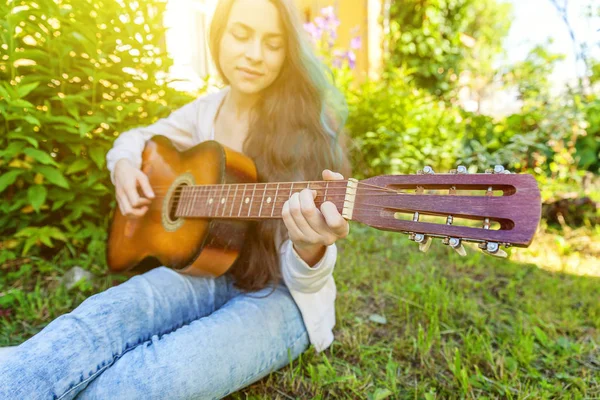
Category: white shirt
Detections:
[{"x1": 106, "y1": 87, "x2": 337, "y2": 352}]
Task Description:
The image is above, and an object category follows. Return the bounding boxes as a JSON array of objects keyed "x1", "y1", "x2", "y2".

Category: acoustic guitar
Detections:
[{"x1": 107, "y1": 137, "x2": 541, "y2": 277}]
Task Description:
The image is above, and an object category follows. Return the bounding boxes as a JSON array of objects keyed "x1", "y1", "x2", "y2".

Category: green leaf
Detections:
[
  {"x1": 36, "y1": 166, "x2": 70, "y2": 189},
  {"x1": 0, "y1": 142, "x2": 26, "y2": 159},
  {"x1": 9, "y1": 99, "x2": 35, "y2": 109},
  {"x1": 27, "y1": 185, "x2": 47, "y2": 213},
  {"x1": 91, "y1": 183, "x2": 109, "y2": 192},
  {"x1": 78, "y1": 122, "x2": 92, "y2": 137},
  {"x1": 0, "y1": 82, "x2": 14, "y2": 99},
  {"x1": 0, "y1": 170, "x2": 23, "y2": 193},
  {"x1": 16, "y1": 82, "x2": 40, "y2": 98},
  {"x1": 371, "y1": 388, "x2": 393, "y2": 400},
  {"x1": 65, "y1": 158, "x2": 91, "y2": 175},
  {"x1": 43, "y1": 115, "x2": 78, "y2": 127},
  {"x1": 89, "y1": 146, "x2": 106, "y2": 169},
  {"x1": 24, "y1": 148, "x2": 59, "y2": 166},
  {"x1": 15, "y1": 226, "x2": 67, "y2": 255},
  {"x1": 23, "y1": 114, "x2": 41, "y2": 126},
  {"x1": 21, "y1": 236, "x2": 37, "y2": 256},
  {"x1": 7, "y1": 132, "x2": 39, "y2": 148}
]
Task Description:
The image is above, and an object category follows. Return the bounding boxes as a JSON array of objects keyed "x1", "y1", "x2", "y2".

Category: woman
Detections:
[{"x1": 0, "y1": 0, "x2": 351, "y2": 398}]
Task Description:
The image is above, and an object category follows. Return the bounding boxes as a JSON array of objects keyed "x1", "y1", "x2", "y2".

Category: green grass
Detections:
[{"x1": 1, "y1": 223, "x2": 600, "y2": 399}]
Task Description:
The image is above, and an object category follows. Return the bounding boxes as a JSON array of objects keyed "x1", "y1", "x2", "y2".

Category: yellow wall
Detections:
[{"x1": 295, "y1": 0, "x2": 380, "y2": 82}]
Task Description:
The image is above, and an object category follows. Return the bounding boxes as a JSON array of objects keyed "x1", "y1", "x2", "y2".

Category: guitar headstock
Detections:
[{"x1": 352, "y1": 165, "x2": 541, "y2": 258}]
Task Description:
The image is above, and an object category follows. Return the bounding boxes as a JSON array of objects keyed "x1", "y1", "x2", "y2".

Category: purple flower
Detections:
[
  {"x1": 314, "y1": 16, "x2": 326, "y2": 28},
  {"x1": 332, "y1": 49, "x2": 346, "y2": 69},
  {"x1": 303, "y1": 22, "x2": 322, "y2": 43},
  {"x1": 321, "y1": 6, "x2": 335, "y2": 20},
  {"x1": 350, "y1": 35, "x2": 361, "y2": 50},
  {"x1": 347, "y1": 51, "x2": 356, "y2": 69}
]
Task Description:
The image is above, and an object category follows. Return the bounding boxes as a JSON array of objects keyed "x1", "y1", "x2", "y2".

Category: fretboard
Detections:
[{"x1": 174, "y1": 181, "x2": 349, "y2": 219}]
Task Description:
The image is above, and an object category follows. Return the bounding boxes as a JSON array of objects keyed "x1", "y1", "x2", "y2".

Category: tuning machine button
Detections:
[
  {"x1": 479, "y1": 241, "x2": 508, "y2": 258},
  {"x1": 487, "y1": 165, "x2": 511, "y2": 174},
  {"x1": 410, "y1": 233, "x2": 432, "y2": 252},
  {"x1": 418, "y1": 166, "x2": 435, "y2": 175},
  {"x1": 443, "y1": 237, "x2": 467, "y2": 256},
  {"x1": 450, "y1": 165, "x2": 468, "y2": 174}
]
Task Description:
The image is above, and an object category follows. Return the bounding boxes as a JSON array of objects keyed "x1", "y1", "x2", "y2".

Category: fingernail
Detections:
[{"x1": 312, "y1": 190, "x2": 317, "y2": 197}]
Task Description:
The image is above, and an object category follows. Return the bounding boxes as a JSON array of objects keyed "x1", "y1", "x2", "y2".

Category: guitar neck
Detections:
[{"x1": 174, "y1": 180, "x2": 355, "y2": 220}]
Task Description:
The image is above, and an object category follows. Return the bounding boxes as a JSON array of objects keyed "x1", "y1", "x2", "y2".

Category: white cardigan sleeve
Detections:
[
  {"x1": 279, "y1": 239, "x2": 338, "y2": 352},
  {"x1": 280, "y1": 239, "x2": 337, "y2": 293},
  {"x1": 105, "y1": 98, "x2": 201, "y2": 185}
]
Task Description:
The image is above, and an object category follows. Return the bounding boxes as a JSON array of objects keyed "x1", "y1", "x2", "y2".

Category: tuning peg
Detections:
[
  {"x1": 418, "y1": 237, "x2": 432, "y2": 252},
  {"x1": 410, "y1": 233, "x2": 432, "y2": 252},
  {"x1": 491, "y1": 165, "x2": 511, "y2": 174},
  {"x1": 443, "y1": 237, "x2": 467, "y2": 256},
  {"x1": 479, "y1": 241, "x2": 508, "y2": 258},
  {"x1": 418, "y1": 166, "x2": 435, "y2": 175},
  {"x1": 450, "y1": 165, "x2": 468, "y2": 174}
]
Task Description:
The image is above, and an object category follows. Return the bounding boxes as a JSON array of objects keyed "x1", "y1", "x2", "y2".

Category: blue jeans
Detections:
[{"x1": 0, "y1": 266, "x2": 310, "y2": 399}]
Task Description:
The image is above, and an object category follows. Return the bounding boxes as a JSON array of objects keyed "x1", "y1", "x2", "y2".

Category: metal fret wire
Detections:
[{"x1": 169, "y1": 181, "x2": 400, "y2": 218}]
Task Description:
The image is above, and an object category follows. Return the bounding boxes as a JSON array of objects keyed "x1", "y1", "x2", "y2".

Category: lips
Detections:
[{"x1": 237, "y1": 67, "x2": 264, "y2": 76}]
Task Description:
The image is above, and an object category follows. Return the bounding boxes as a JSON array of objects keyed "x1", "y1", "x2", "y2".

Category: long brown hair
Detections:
[{"x1": 209, "y1": 0, "x2": 352, "y2": 292}]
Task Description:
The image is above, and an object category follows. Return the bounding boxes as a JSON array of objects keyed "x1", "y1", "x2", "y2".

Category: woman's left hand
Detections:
[{"x1": 282, "y1": 169, "x2": 350, "y2": 264}]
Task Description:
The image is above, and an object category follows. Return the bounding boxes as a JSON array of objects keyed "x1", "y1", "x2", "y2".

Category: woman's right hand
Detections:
[{"x1": 113, "y1": 159, "x2": 155, "y2": 218}]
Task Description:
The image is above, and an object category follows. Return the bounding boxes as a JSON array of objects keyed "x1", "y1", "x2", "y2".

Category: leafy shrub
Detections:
[
  {"x1": 344, "y1": 68, "x2": 464, "y2": 179},
  {"x1": 0, "y1": 0, "x2": 196, "y2": 259},
  {"x1": 386, "y1": 0, "x2": 511, "y2": 96},
  {"x1": 577, "y1": 95, "x2": 600, "y2": 174}
]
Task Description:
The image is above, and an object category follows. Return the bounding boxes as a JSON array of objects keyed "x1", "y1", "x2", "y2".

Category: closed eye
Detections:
[
  {"x1": 231, "y1": 31, "x2": 249, "y2": 41},
  {"x1": 267, "y1": 43, "x2": 283, "y2": 51}
]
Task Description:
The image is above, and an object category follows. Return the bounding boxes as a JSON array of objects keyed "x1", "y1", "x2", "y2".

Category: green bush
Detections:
[
  {"x1": 386, "y1": 0, "x2": 511, "y2": 96},
  {"x1": 0, "y1": 0, "x2": 196, "y2": 260},
  {"x1": 344, "y1": 69, "x2": 463, "y2": 178},
  {"x1": 577, "y1": 95, "x2": 600, "y2": 174}
]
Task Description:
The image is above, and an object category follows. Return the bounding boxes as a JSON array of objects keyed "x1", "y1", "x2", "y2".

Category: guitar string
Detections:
[
  {"x1": 158, "y1": 187, "x2": 400, "y2": 200},
  {"x1": 131, "y1": 190, "x2": 498, "y2": 212},
  {"x1": 142, "y1": 180, "x2": 400, "y2": 194},
  {"x1": 121, "y1": 181, "x2": 499, "y2": 218},
  {"x1": 138, "y1": 199, "x2": 495, "y2": 219},
  {"x1": 143, "y1": 180, "x2": 430, "y2": 199},
  {"x1": 151, "y1": 188, "x2": 493, "y2": 202}
]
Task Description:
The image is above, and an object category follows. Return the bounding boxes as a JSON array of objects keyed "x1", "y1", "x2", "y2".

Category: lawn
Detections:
[{"x1": 1, "y1": 222, "x2": 599, "y2": 398}]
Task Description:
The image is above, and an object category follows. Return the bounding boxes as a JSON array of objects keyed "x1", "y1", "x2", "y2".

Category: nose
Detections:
[{"x1": 244, "y1": 39, "x2": 263, "y2": 63}]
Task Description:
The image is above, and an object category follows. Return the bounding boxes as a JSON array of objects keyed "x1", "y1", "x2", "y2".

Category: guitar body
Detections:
[{"x1": 106, "y1": 137, "x2": 258, "y2": 277}]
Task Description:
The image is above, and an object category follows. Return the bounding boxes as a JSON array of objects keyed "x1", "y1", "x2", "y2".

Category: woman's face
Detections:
[{"x1": 219, "y1": 0, "x2": 287, "y2": 95}]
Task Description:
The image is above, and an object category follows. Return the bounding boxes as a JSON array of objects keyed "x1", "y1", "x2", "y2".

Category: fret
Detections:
[
  {"x1": 230, "y1": 184, "x2": 238, "y2": 217},
  {"x1": 211, "y1": 185, "x2": 219, "y2": 217},
  {"x1": 271, "y1": 183, "x2": 280, "y2": 217},
  {"x1": 249, "y1": 183, "x2": 256, "y2": 217},
  {"x1": 215, "y1": 185, "x2": 225, "y2": 217},
  {"x1": 258, "y1": 183, "x2": 267, "y2": 218},
  {"x1": 207, "y1": 185, "x2": 215, "y2": 217},
  {"x1": 222, "y1": 185, "x2": 231, "y2": 217},
  {"x1": 238, "y1": 184, "x2": 247, "y2": 216}
]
